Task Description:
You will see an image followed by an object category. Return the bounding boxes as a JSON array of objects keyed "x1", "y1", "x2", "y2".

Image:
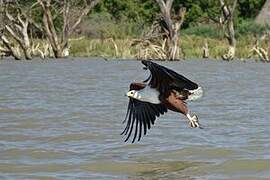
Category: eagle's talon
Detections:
[
  {"x1": 188, "y1": 121, "x2": 193, "y2": 128},
  {"x1": 189, "y1": 121, "x2": 196, "y2": 128},
  {"x1": 187, "y1": 114, "x2": 200, "y2": 128}
]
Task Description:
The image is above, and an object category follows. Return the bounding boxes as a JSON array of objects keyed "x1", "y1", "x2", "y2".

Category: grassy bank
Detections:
[
  {"x1": 69, "y1": 35, "x2": 270, "y2": 60},
  {"x1": 68, "y1": 19, "x2": 269, "y2": 60}
]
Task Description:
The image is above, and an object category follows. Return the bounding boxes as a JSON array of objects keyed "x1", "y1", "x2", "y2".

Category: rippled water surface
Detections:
[{"x1": 0, "y1": 58, "x2": 270, "y2": 179}]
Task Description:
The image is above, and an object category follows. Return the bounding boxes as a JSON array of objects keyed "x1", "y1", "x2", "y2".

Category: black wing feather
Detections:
[
  {"x1": 122, "y1": 98, "x2": 167, "y2": 143},
  {"x1": 125, "y1": 110, "x2": 136, "y2": 142},
  {"x1": 140, "y1": 107, "x2": 148, "y2": 135},
  {"x1": 138, "y1": 115, "x2": 143, "y2": 141},
  {"x1": 121, "y1": 101, "x2": 134, "y2": 135},
  {"x1": 141, "y1": 60, "x2": 198, "y2": 97},
  {"x1": 132, "y1": 112, "x2": 139, "y2": 143}
]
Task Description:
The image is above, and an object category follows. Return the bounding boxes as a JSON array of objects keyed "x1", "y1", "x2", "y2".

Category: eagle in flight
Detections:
[{"x1": 122, "y1": 60, "x2": 203, "y2": 143}]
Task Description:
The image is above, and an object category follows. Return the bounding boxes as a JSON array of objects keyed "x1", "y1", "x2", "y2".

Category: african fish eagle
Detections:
[{"x1": 122, "y1": 60, "x2": 203, "y2": 143}]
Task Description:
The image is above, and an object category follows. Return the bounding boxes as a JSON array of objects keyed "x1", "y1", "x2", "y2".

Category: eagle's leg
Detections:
[
  {"x1": 164, "y1": 91, "x2": 201, "y2": 128},
  {"x1": 186, "y1": 113, "x2": 201, "y2": 128}
]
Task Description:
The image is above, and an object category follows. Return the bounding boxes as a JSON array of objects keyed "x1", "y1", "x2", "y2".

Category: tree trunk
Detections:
[
  {"x1": 219, "y1": 0, "x2": 237, "y2": 61},
  {"x1": 4, "y1": 9, "x2": 33, "y2": 60},
  {"x1": 222, "y1": 18, "x2": 236, "y2": 60},
  {"x1": 38, "y1": 0, "x2": 100, "y2": 58},
  {"x1": 0, "y1": 35, "x2": 22, "y2": 60},
  {"x1": 250, "y1": 40, "x2": 269, "y2": 62},
  {"x1": 202, "y1": 40, "x2": 209, "y2": 58},
  {"x1": 39, "y1": 0, "x2": 63, "y2": 58},
  {"x1": 155, "y1": 0, "x2": 185, "y2": 60}
]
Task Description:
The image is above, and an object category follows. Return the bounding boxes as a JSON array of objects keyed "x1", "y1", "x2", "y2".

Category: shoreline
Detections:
[
  {"x1": 0, "y1": 56, "x2": 265, "y2": 63},
  {"x1": 68, "y1": 36, "x2": 269, "y2": 61},
  {"x1": 1, "y1": 35, "x2": 269, "y2": 62}
]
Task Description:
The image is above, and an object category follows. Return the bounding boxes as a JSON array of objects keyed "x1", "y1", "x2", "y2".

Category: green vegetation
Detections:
[
  {"x1": 69, "y1": 15, "x2": 269, "y2": 60},
  {"x1": 69, "y1": 33, "x2": 270, "y2": 60},
  {"x1": 93, "y1": 0, "x2": 266, "y2": 28},
  {"x1": 1, "y1": 0, "x2": 269, "y2": 60},
  {"x1": 68, "y1": 0, "x2": 269, "y2": 60}
]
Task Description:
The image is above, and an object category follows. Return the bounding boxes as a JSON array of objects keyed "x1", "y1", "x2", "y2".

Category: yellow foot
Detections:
[{"x1": 187, "y1": 114, "x2": 201, "y2": 128}]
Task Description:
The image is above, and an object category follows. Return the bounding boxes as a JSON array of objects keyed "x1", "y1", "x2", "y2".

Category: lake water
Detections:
[{"x1": 0, "y1": 58, "x2": 270, "y2": 179}]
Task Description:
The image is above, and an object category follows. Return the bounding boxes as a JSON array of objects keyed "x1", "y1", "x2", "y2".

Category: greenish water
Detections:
[{"x1": 0, "y1": 58, "x2": 270, "y2": 179}]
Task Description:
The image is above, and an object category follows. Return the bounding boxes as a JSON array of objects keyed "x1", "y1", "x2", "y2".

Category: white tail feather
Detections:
[{"x1": 187, "y1": 87, "x2": 203, "y2": 101}]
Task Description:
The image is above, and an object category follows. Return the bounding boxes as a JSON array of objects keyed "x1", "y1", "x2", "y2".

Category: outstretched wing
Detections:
[
  {"x1": 122, "y1": 83, "x2": 167, "y2": 143},
  {"x1": 141, "y1": 60, "x2": 198, "y2": 97},
  {"x1": 122, "y1": 98, "x2": 167, "y2": 143}
]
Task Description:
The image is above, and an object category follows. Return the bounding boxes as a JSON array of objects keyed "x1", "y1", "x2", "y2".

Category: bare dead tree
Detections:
[
  {"x1": 134, "y1": 0, "x2": 185, "y2": 60},
  {"x1": 0, "y1": 1, "x2": 23, "y2": 59},
  {"x1": 0, "y1": 34, "x2": 21, "y2": 59},
  {"x1": 4, "y1": 9, "x2": 32, "y2": 59},
  {"x1": 0, "y1": 1, "x2": 44, "y2": 60},
  {"x1": 155, "y1": 0, "x2": 186, "y2": 60},
  {"x1": 250, "y1": 41, "x2": 269, "y2": 62},
  {"x1": 202, "y1": 40, "x2": 209, "y2": 58},
  {"x1": 0, "y1": 1, "x2": 3, "y2": 30},
  {"x1": 0, "y1": 1, "x2": 6, "y2": 57},
  {"x1": 249, "y1": 32, "x2": 270, "y2": 62},
  {"x1": 37, "y1": 0, "x2": 100, "y2": 58},
  {"x1": 132, "y1": 38, "x2": 167, "y2": 60},
  {"x1": 219, "y1": 0, "x2": 237, "y2": 61}
]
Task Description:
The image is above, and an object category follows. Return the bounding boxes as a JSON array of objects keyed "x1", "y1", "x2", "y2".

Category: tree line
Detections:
[
  {"x1": 95, "y1": 0, "x2": 265, "y2": 27},
  {"x1": 0, "y1": 0, "x2": 268, "y2": 61}
]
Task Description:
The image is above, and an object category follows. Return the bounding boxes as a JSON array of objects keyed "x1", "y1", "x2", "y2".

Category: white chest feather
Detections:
[{"x1": 138, "y1": 86, "x2": 161, "y2": 104}]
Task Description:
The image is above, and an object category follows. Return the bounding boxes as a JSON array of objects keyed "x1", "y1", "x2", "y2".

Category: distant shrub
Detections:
[
  {"x1": 182, "y1": 24, "x2": 224, "y2": 39},
  {"x1": 235, "y1": 20, "x2": 268, "y2": 38},
  {"x1": 75, "y1": 13, "x2": 149, "y2": 39},
  {"x1": 182, "y1": 21, "x2": 269, "y2": 39}
]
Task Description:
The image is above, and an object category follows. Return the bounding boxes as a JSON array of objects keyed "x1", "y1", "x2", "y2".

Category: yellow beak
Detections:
[{"x1": 126, "y1": 91, "x2": 132, "y2": 97}]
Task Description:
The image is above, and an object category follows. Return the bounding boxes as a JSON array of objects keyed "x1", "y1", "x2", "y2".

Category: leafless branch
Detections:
[
  {"x1": 37, "y1": 0, "x2": 100, "y2": 58},
  {"x1": 0, "y1": 34, "x2": 21, "y2": 60},
  {"x1": 70, "y1": 0, "x2": 101, "y2": 33},
  {"x1": 231, "y1": 0, "x2": 238, "y2": 14},
  {"x1": 218, "y1": 0, "x2": 237, "y2": 60}
]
